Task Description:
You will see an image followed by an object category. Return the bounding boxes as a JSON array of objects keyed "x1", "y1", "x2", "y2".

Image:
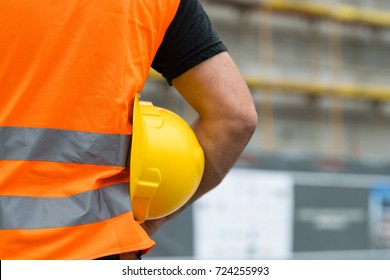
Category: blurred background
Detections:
[{"x1": 142, "y1": 0, "x2": 390, "y2": 259}]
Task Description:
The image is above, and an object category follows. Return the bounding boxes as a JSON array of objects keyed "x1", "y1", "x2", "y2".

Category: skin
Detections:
[{"x1": 120, "y1": 51, "x2": 258, "y2": 260}]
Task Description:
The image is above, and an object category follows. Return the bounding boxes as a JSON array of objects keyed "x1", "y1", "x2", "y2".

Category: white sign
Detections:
[{"x1": 193, "y1": 168, "x2": 294, "y2": 259}]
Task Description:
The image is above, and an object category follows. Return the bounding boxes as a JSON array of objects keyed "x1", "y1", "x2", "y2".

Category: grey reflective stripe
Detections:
[
  {"x1": 0, "y1": 183, "x2": 131, "y2": 229},
  {"x1": 0, "y1": 126, "x2": 130, "y2": 166}
]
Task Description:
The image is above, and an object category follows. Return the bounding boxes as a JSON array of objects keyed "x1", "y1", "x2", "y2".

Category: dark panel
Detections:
[{"x1": 293, "y1": 185, "x2": 370, "y2": 252}]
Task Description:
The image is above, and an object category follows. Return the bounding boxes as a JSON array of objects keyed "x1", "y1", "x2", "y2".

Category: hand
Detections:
[
  {"x1": 119, "y1": 251, "x2": 138, "y2": 260},
  {"x1": 140, "y1": 216, "x2": 169, "y2": 236},
  {"x1": 119, "y1": 216, "x2": 170, "y2": 260}
]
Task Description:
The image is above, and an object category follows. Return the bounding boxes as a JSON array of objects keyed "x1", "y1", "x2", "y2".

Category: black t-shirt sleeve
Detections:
[{"x1": 151, "y1": 0, "x2": 228, "y2": 85}]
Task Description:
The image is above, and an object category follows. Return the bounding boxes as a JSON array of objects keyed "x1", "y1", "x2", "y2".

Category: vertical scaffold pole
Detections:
[{"x1": 258, "y1": 5, "x2": 274, "y2": 152}]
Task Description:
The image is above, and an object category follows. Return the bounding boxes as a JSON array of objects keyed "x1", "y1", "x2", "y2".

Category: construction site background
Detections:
[{"x1": 142, "y1": 0, "x2": 390, "y2": 260}]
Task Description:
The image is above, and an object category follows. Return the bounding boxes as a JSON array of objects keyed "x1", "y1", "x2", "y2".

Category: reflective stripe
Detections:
[
  {"x1": 0, "y1": 126, "x2": 130, "y2": 167},
  {"x1": 0, "y1": 183, "x2": 131, "y2": 229}
]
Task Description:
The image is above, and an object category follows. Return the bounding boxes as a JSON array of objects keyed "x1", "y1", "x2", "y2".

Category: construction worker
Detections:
[{"x1": 0, "y1": 0, "x2": 257, "y2": 260}]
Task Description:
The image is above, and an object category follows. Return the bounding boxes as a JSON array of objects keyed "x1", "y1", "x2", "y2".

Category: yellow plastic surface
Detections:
[{"x1": 130, "y1": 95, "x2": 204, "y2": 223}]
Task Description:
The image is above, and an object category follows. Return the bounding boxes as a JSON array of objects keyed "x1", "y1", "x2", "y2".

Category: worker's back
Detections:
[{"x1": 0, "y1": 0, "x2": 179, "y2": 260}]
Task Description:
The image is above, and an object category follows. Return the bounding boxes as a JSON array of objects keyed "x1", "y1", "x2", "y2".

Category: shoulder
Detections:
[{"x1": 152, "y1": 0, "x2": 227, "y2": 85}]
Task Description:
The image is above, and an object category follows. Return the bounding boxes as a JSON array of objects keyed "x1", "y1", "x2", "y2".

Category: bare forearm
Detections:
[
  {"x1": 189, "y1": 117, "x2": 255, "y2": 201},
  {"x1": 141, "y1": 52, "x2": 257, "y2": 235},
  {"x1": 157, "y1": 114, "x2": 255, "y2": 225},
  {"x1": 167, "y1": 52, "x2": 257, "y2": 216}
]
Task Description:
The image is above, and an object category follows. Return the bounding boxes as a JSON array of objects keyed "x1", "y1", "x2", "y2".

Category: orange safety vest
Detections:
[{"x1": 0, "y1": 0, "x2": 180, "y2": 260}]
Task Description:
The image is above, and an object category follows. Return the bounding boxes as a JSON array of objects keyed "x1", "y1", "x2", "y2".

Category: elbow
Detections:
[
  {"x1": 246, "y1": 107, "x2": 258, "y2": 135},
  {"x1": 236, "y1": 105, "x2": 258, "y2": 143}
]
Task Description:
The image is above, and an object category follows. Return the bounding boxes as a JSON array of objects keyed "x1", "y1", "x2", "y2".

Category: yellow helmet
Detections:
[{"x1": 130, "y1": 94, "x2": 205, "y2": 223}]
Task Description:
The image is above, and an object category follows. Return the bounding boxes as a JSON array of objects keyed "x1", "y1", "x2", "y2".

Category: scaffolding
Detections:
[
  {"x1": 203, "y1": 0, "x2": 390, "y2": 157},
  {"x1": 147, "y1": 0, "x2": 390, "y2": 159},
  {"x1": 202, "y1": 0, "x2": 390, "y2": 100}
]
